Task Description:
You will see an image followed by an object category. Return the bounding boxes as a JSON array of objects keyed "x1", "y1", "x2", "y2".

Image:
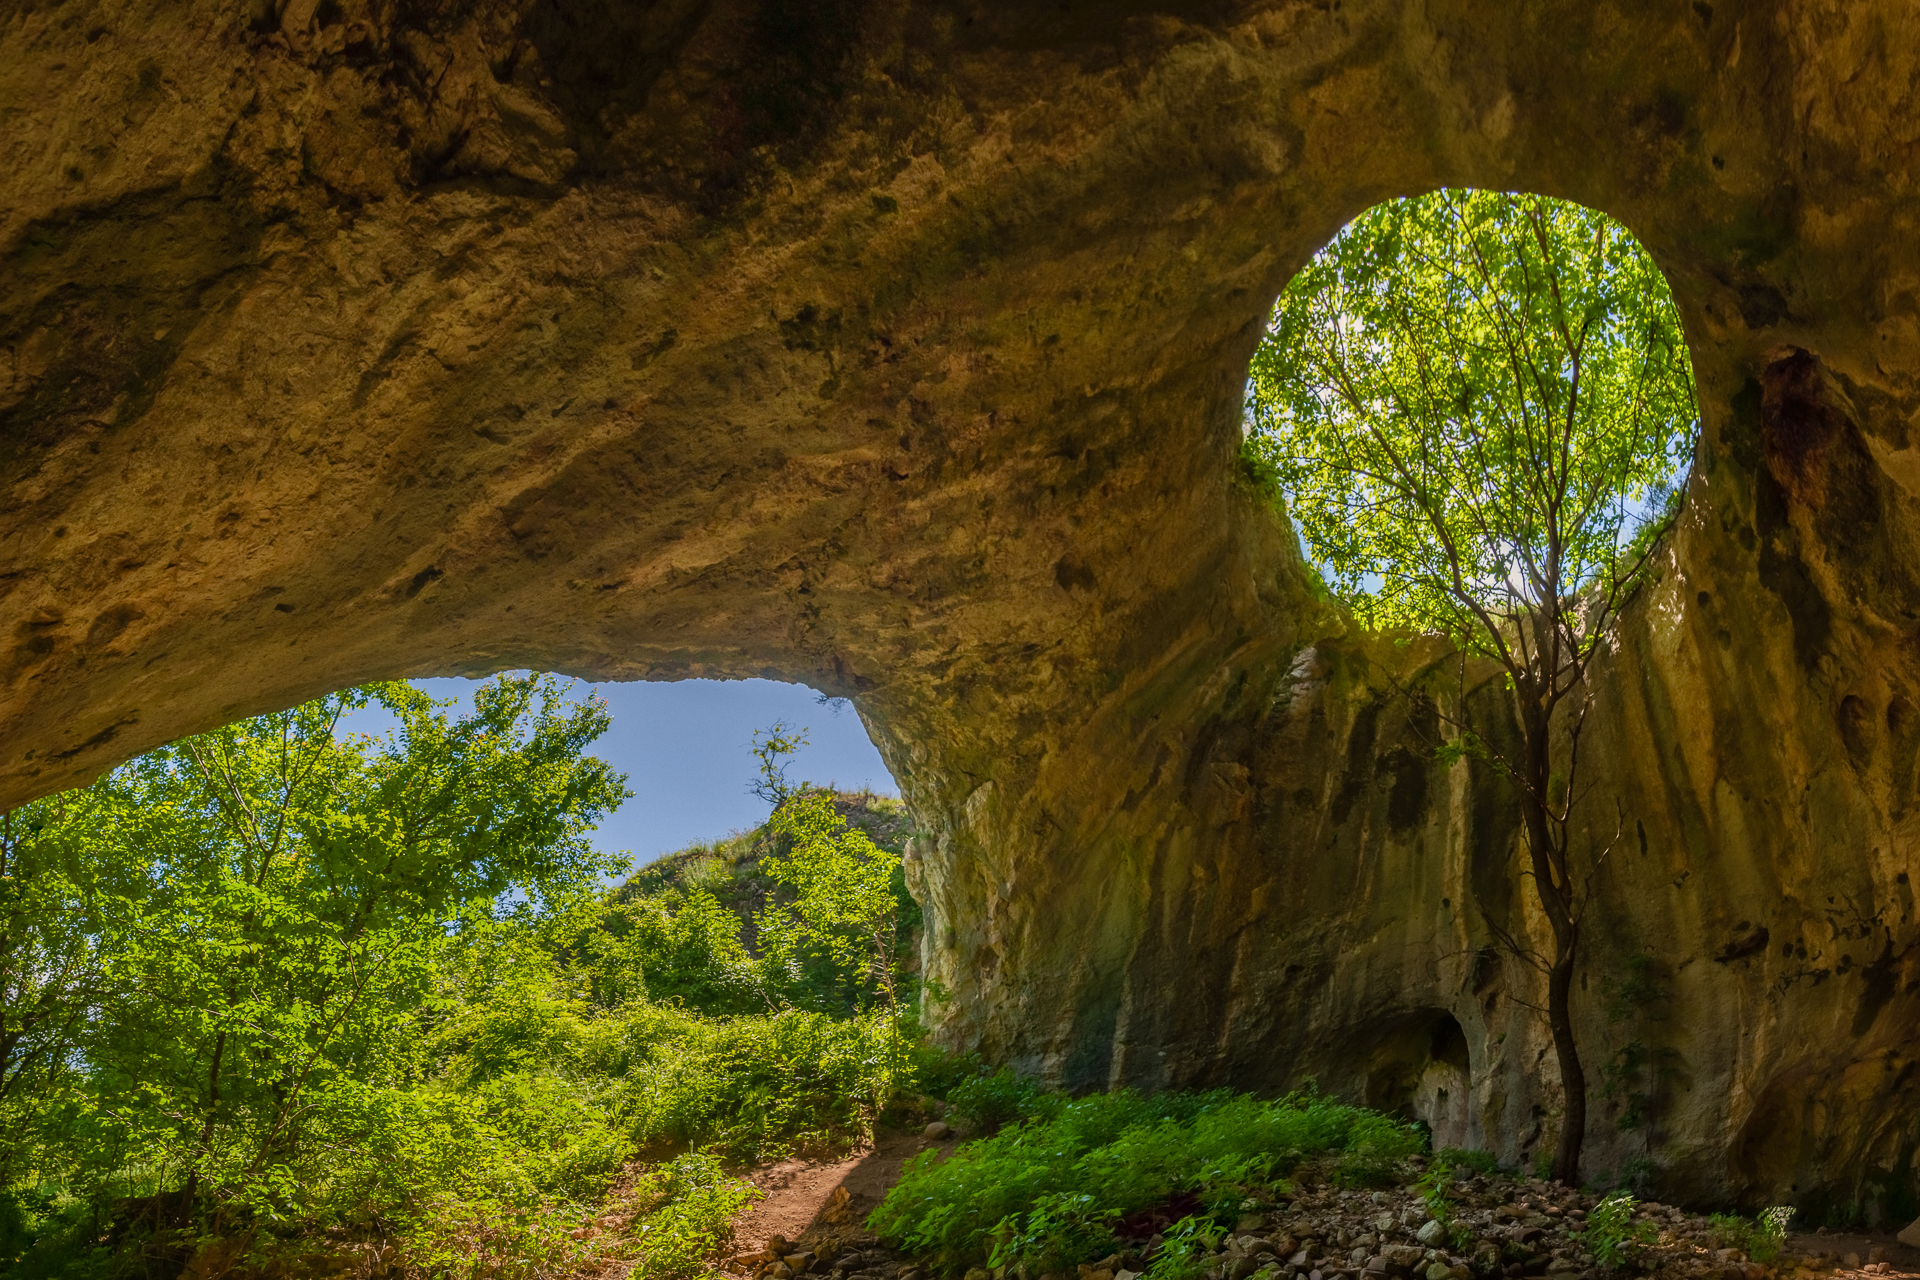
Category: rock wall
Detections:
[{"x1": 2, "y1": 0, "x2": 1916, "y2": 1216}]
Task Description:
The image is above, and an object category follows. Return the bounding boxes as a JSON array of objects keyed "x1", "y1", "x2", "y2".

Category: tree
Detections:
[
  {"x1": 40, "y1": 675, "x2": 629, "y2": 1231},
  {"x1": 1245, "y1": 189, "x2": 1697, "y2": 1182},
  {"x1": 749, "y1": 721, "x2": 810, "y2": 807},
  {"x1": 759, "y1": 789, "x2": 904, "y2": 1018}
]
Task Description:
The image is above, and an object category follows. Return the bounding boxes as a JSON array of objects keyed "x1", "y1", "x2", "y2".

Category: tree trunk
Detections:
[
  {"x1": 1547, "y1": 936, "x2": 1586, "y2": 1184},
  {"x1": 1518, "y1": 692, "x2": 1587, "y2": 1185}
]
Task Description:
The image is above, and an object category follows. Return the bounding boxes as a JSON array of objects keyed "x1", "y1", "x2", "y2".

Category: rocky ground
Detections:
[{"x1": 728, "y1": 1142, "x2": 1919, "y2": 1280}]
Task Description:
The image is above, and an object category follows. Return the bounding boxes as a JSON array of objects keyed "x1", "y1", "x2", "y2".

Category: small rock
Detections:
[
  {"x1": 1383, "y1": 1245, "x2": 1426, "y2": 1274},
  {"x1": 1426, "y1": 1264, "x2": 1454, "y2": 1280},
  {"x1": 923, "y1": 1121, "x2": 953, "y2": 1140},
  {"x1": 1842, "y1": 1256, "x2": 1861, "y2": 1271},
  {"x1": 964, "y1": 1269, "x2": 991, "y2": 1280},
  {"x1": 1377, "y1": 1215, "x2": 1400, "y2": 1234},
  {"x1": 769, "y1": 1267, "x2": 794, "y2": 1280},
  {"x1": 1867, "y1": 1250, "x2": 1886, "y2": 1266},
  {"x1": 1291, "y1": 1252, "x2": 1312, "y2": 1268},
  {"x1": 1417, "y1": 1222, "x2": 1448, "y2": 1247}
]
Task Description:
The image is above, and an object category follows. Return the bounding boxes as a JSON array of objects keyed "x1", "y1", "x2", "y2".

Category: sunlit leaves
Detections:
[{"x1": 1246, "y1": 189, "x2": 1697, "y2": 650}]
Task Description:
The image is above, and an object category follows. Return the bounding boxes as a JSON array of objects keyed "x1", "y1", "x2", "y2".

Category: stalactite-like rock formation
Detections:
[{"x1": 3, "y1": 0, "x2": 1916, "y2": 1215}]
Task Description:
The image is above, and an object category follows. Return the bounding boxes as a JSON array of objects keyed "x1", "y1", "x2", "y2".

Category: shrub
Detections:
[
  {"x1": 1583, "y1": 1192, "x2": 1655, "y2": 1268},
  {"x1": 948, "y1": 1066, "x2": 1055, "y2": 1133},
  {"x1": 629, "y1": 1152, "x2": 762, "y2": 1280},
  {"x1": 1708, "y1": 1209, "x2": 1792, "y2": 1264},
  {"x1": 870, "y1": 1090, "x2": 1421, "y2": 1273},
  {"x1": 1145, "y1": 1215, "x2": 1225, "y2": 1280},
  {"x1": 1438, "y1": 1147, "x2": 1502, "y2": 1176}
]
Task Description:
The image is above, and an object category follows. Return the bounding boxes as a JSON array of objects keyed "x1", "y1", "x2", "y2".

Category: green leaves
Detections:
[
  {"x1": 1247, "y1": 189, "x2": 1697, "y2": 654},
  {"x1": 759, "y1": 788, "x2": 905, "y2": 1015}
]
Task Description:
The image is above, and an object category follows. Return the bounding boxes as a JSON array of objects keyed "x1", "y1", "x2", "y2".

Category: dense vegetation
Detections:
[
  {"x1": 0, "y1": 678, "x2": 926, "y2": 1280},
  {"x1": 873, "y1": 1086, "x2": 1425, "y2": 1276}
]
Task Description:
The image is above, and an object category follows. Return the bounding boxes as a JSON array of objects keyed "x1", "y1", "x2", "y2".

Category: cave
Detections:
[{"x1": 4, "y1": 0, "x2": 1919, "y2": 1210}]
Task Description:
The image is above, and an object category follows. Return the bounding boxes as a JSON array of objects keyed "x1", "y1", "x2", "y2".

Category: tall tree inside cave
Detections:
[{"x1": 1245, "y1": 189, "x2": 1698, "y2": 1182}]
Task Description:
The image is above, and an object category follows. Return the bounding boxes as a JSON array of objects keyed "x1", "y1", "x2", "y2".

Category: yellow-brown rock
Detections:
[{"x1": 2, "y1": 0, "x2": 1916, "y2": 1217}]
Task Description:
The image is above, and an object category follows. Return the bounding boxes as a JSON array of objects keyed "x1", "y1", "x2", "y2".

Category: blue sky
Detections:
[{"x1": 335, "y1": 677, "x2": 898, "y2": 867}]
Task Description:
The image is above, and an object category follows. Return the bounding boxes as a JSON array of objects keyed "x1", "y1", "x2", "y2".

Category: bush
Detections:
[
  {"x1": 1438, "y1": 1147, "x2": 1502, "y2": 1176},
  {"x1": 629, "y1": 1153, "x2": 762, "y2": 1280},
  {"x1": 1582, "y1": 1192, "x2": 1655, "y2": 1268},
  {"x1": 870, "y1": 1089, "x2": 1422, "y2": 1273},
  {"x1": 1708, "y1": 1209, "x2": 1792, "y2": 1264},
  {"x1": 948, "y1": 1066, "x2": 1055, "y2": 1133}
]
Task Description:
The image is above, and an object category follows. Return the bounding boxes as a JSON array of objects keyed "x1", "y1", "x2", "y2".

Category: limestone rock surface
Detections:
[{"x1": 3, "y1": 0, "x2": 1917, "y2": 1215}]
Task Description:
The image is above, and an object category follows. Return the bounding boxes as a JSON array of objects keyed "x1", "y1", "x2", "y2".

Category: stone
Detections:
[
  {"x1": 1417, "y1": 1223, "x2": 1448, "y2": 1247},
  {"x1": 4, "y1": 0, "x2": 1920, "y2": 1220},
  {"x1": 1376, "y1": 1215, "x2": 1399, "y2": 1234},
  {"x1": 1427, "y1": 1265, "x2": 1454, "y2": 1280},
  {"x1": 921, "y1": 1121, "x2": 952, "y2": 1140},
  {"x1": 1866, "y1": 1250, "x2": 1885, "y2": 1266},
  {"x1": 1900, "y1": 1219, "x2": 1920, "y2": 1249},
  {"x1": 1383, "y1": 1246, "x2": 1427, "y2": 1274},
  {"x1": 1842, "y1": 1257, "x2": 1860, "y2": 1271}
]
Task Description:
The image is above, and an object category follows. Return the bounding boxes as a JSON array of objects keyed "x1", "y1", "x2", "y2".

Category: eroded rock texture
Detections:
[{"x1": 3, "y1": 0, "x2": 1916, "y2": 1216}]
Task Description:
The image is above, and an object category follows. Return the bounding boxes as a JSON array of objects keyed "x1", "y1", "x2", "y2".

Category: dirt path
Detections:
[{"x1": 727, "y1": 1129, "x2": 957, "y2": 1265}]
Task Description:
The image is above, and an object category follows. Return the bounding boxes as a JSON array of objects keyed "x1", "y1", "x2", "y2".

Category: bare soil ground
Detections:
[{"x1": 726, "y1": 1129, "x2": 957, "y2": 1266}]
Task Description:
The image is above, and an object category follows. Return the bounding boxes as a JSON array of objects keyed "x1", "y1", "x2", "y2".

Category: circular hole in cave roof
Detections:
[
  {"x1": 1241, "y1": 188, "x2": 1700, "y2": 632},
  {"x1": 335, "y1": 675, "x2": 898, "y2": 866}
]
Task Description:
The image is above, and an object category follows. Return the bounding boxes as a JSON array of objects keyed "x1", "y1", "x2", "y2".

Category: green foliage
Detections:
[
  {"x1": 1145, "y1": 1215, "x2": 1224, "y2": 1280},
  {"x1": 603, "y1": 1002, "x2": 912, "y2": 1163},
  {"x1": 1438, "y1": 1147, "x2": 1502, "y2": 1176},
  {"x1": 948, "y1": 1065, "x2": 1056, "y2": 1132},
  {"x1": 1414, "y1": 1161, "x2": 1474, "y2": 1250},
  {"x1": 629, "y1": 1153, "x2": 763, "y2": 1280},
  {"x1": 1708, "y1": 1209, "x2": 1792, "y2": 1264},
  {"x1": 870, "y1": 1090, "x2": 1419, "y2": 1273},
  {"x1": 751, "y1": 720, "x2": 811, "y2": 806},
  {"x1": 596, "y1": 886, "x2": 770, "y2": 1014},
  {"x1": 759, "y1": 788, "x2": 906, "y2": 1018},
  {"x1": 988, "y1": 1191, "x2": 1123, "y2": 1275},
  {"x1": 1247, "y1": 188, "x2": 1697, "y2": 640},
  {"x1": 1330, "y1": 1111, "x2": 1426, "y2": 1188},
  {"x1": 1582, "y1": 1192, "x2": 1655, "y2": 1267},
  {"x1": 0, "y1": 689, "x2": 924, "y2": 1280}
]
